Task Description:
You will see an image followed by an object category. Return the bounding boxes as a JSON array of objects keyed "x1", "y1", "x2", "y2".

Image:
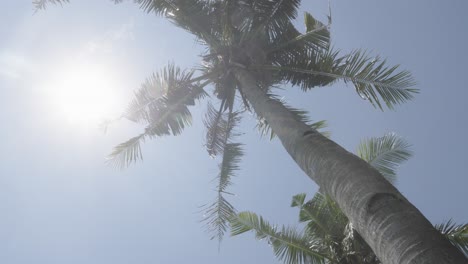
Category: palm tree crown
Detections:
[
  {"x1": 87, "y1": 0, "x2": 415, "y2": 242},
  {"x1": 35, "y1": 0, "x2": 416, "y2": 243}
]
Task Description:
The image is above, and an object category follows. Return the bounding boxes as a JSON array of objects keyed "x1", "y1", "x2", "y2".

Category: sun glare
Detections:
[{"x1": 46, "y1": 63, "x2": 123, "y2": 126}]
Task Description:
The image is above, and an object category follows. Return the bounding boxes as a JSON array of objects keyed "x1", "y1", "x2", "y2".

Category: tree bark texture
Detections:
[{"x1": 235, "y1": 69, "x2": 467, "y2": 264}]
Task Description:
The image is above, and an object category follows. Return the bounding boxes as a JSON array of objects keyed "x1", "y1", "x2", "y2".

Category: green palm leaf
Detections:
[
  {"x1": 435, "y1": 220, "x2": 468, "y2": 257},
  {"x1": 357, "y1": 133, "x2": 412, "y2": 184},
  {"x1": 231, "y1": 212, "x2": 327, "y2": 264}
]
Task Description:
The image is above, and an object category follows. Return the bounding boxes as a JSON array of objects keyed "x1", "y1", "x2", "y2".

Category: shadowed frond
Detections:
[
  {"x1": 231, "y1": 211, "x2": 327, "y2": 264},
  {"x1": 256, "y1": 94, "x2": 329, "y2": 140},
  {"x1": 435, "y1": 220, "x2": 468, "y2": 257},
  {"x1": 203, "y1": 108, "x2": 243, "y2": 243},
  {"x1": 357, "y1": 133, "x2": 412, "y2": 184}
]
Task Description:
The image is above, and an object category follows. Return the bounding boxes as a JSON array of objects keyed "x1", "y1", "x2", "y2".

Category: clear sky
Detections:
[{"x1": 0, "y1": 1, "x2": 467, "y2": 263}]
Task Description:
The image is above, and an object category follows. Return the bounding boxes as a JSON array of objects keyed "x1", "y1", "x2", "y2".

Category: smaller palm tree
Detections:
[{"x1": 231, "y1": 133, "x2": 468, "y2": 264}]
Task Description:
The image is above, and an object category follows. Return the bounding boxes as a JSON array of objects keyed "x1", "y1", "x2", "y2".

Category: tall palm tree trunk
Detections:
[{"x1": 236, "y1": 69, "x2": 466, "y2": 264}]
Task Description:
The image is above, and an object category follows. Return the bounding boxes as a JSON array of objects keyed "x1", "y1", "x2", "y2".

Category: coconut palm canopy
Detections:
[{"x1": 0, "y1": 0, "x2": 466, "y2": 263}]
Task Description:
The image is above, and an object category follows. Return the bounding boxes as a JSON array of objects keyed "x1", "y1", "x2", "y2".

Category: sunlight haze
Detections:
[{"x1": 0, "y1": 1, "x2": 467, "y2": 263}]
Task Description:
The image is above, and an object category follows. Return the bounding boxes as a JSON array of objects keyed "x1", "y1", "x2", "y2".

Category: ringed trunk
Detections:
[{"x1": 235, "y1": 69, "x2": 467, "y2": 264}]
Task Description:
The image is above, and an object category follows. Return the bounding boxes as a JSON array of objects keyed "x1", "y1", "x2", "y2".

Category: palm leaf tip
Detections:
[
  {"x1": 33, "y1": 0, "x2": 69, "y2": 10},
  {"x1": 202, "y1": 195, "x2": 236, "y2": 242},
  {"x1": 357, "y1": 132, "x2": 412, "y2": 184},
  {"x1": 106, "y1": 134, "x2": 145, "y2": 169},
  {"x1": 435, "y1": 220, "x2": 468, "y2": 257},
  {"x1": 342, "y1": 50, "x2": 418, "y2": 110}
]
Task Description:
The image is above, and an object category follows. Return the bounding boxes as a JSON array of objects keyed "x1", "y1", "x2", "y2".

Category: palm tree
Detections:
[
  {"x1": 231, "y1": 133, "x2": 468, "y2": 263},
  {"x1": 35, "y1": 0, "x2": 466, "y2": 262}
]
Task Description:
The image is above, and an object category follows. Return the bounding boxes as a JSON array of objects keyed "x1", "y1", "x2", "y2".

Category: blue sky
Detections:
[{"x1": 0, "y1": 1, "x2": 467, "y2": 263}]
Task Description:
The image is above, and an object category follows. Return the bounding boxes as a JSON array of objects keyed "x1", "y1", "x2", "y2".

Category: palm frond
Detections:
[
  {"x1": 231, "y1": 212, "x2": 327, "y2": 264},
  {"x1": 267, "y1": 48, "x2": 343, "y2": 89},
  {"x1": 435, "y1": 220, "x2": 468, "y2": 257},
  {"x1": 297, "y1": 193, "x2": 348, "y2": 241},
  {"x1": 204, "y1": 103, "x2": 225, "y2": 157},
  {"x1": 106, "y1": 133, "x2": 145, "y2": 170},
  {"x1": 135, "y1": 0, "x2": 223, "y2": 48},
  {"x1": 203, "y1": 194, "x2": 236, "y2": 242},
  {"x1": 124, "y1": 63, "x2": 206, "y2": 130},
  {"x1": 134, "y1": 0, "x2": 178, "y2": 16},
  {"x1": 250, "y1": 0, "x2": 301, "y2": 40},
  {"x1": 33, "y1": 0, "x2": 69, "y2": 10},
  {"x1": 256, "y1": 94, "x2": 329, "y2": 139},
  {"x1": 109, "y1": 64, "x2": 207, "y2": 169},
  {"x1": 203, "y1": 109, "x2": 243, "y2": 243},
  {"x1": 291, "y1": 193, "x2": 307, "y2": 208},
  {"x1": 269, "y1": 11, "x2": 330, "y2": 53},
  {"x1": 357, "y1": 133, "x2": 412, "y2": 184},
  {"x1": 265, "y1": 49, "x2": 418, "y2": 110}
]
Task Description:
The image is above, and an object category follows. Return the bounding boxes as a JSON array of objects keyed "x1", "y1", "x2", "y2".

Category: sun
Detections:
[{"x1": 46, "y1": 62, "x2": 123, "y2": 126}]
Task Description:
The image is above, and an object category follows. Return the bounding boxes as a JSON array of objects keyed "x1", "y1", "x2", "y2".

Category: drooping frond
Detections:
[
  {"x1": 231, "y1": 212, "x2": 327, "y2": 264},
  {"x1": 357, "y1": 133, "x2": 412, "y2": 184},
  {"x1": 217, "y1": 142, "x2": 243, "y2": 194},
  {"x1": 203, "y1": 193, "x2": 236, "y2": 242},
  {"x1": 265, "y1": 49, "x2": 418, "y2": 110},
  {"x1": 203, "y1": 108, "x2": 243, "y2": 243},
  {"x1": 256, "y1": 94, "x2": 329, "y2": 139},
  {"x1": 435, "y1": 220, "x2": 468, "y2": 257},
  {"x1": 106, "y1": 133, "x2": 145, "y2": 169},
  {"x1": 204, "y1": 103, "x2": 225, "y2": 157}
]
